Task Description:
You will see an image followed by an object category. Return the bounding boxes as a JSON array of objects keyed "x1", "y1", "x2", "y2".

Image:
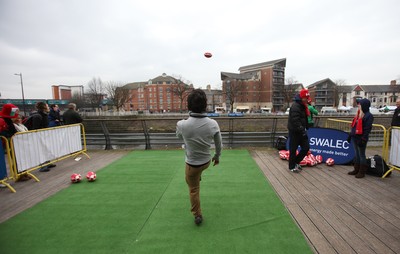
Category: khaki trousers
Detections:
[{"x1": 185, "y1": 161, "x2": 211, "y2": 217}]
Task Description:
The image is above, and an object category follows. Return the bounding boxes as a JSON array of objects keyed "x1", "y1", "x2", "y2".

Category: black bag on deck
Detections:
[
  {"x1": 274, "y1": 136, "x2": 288, "y2": 150},
  {"x1": 366, "y1": 155, "x2": 391, "y2": 177}
]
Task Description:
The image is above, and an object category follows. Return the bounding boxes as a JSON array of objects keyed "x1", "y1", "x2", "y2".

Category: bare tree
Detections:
[
  {"x1": 282, "y1": 77, "x2": 299, "y2": 109},
  {"x1": 105, "y1": 81, "x2": 131, "y2": 111},
  {"x1": 171, "y1": 76, "x2": 193, "y2": 112},
  {"x1": 334, "y1": 79, "x2": 347, "y2": 107},
  {"x1": 224, "y1": 79, "x2": 245, "y2": 112},
  {"x1": 86, "y1": 77, "x2": 105, "y2": 110},
  {"x1": 70, "y1": 91, "x2": 86, "y2": 109}
]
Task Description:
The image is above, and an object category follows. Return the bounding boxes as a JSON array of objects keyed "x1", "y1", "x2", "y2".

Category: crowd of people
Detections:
[
  {"x1": 287, "y1": 88, "x2": 400, "y2": 178},
  {"x1": 0, "y1": 102, "x2": 83, "y2": 183}
]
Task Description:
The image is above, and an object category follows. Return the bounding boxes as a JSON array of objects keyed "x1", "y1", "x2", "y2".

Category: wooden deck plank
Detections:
[
  {"x1": 252, "y1": 148, "x2": 400, "y2": 254},
  {"x1": 0, "y1": 150, "x2": 129, "y2": 223}
]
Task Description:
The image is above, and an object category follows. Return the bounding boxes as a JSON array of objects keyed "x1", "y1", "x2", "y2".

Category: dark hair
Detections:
[
  {"x1": 187, "y1": 89, "x2": 207, "y2": 113},
  {"x1": 36, "y1": 102, "x2": 47, "y2": 111}
]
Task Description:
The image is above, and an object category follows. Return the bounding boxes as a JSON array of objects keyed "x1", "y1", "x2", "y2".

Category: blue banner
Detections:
[
  {"x1": 287, "y1": 127, "x2": 355, "y2": 165},
  {"x1": 0, "y1": 143, "x2": 7, "y2": 179}
]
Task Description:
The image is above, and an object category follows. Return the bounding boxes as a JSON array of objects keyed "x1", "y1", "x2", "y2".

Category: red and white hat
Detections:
[
  {"x1": 299, "y1": 89, "x2": 310, "y2": 99},
  {"x1": 0, "y1": 104, "x2": 19, "y2": 118}
]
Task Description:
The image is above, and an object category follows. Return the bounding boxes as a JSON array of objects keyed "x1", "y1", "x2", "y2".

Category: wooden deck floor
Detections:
[
  {"x1": 0, "y1": 150, "x2": 129, "y2": 223},
  {"x1": 252, "y1": 149, "x2": 400, "y2": 254}
]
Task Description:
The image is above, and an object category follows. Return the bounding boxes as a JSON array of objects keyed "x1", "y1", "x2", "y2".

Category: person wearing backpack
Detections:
[{"x1": 347, "y1": 98, "x2": 374, "y2": 178}]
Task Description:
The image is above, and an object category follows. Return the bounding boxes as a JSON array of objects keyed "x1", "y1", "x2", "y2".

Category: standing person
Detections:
[
  {"x1": 0, "y1": 104, "x2": 30, "y2": 181},
  {"x1": 62, "y1": 103, "x2": 83, "y2": 125},
  {"x1": 48, "y1": 104, "x2": 61, "y2": 127},
  {"x1": 176, "y1": 89, "x2": 222, "y2": 226},
  {"x1": 391, "y1": 99, "x2": 400, "y2": 126},
  {"x1": 30, "y1": 102, "x2": 50, "y2": 130},
  {"x1": 0, "y1": 104, "x2": 19, "y2": 139},
  {"x1": 307, "y1": 98, "x2": 319, "y2": 128},
  {"x1": 287, "y1": 89, "x2": 310, "y2": 173},
  {"x1": 13, "y1": 115, "x2": 28, "y2": 132},
  {"x1": 347, "y1": 98, "x2": 374, "y2": 178},
  {"x1": 30, "y1": 102, "x2": 55, "y2": 172}
]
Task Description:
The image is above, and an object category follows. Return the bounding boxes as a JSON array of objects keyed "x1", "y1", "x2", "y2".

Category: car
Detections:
[
  {"x1": 228, "y1": 113, "x2": 244, "y2": 117},
  {"x1": 207, "y1": 113, "x2": 220, "y2": 117}
]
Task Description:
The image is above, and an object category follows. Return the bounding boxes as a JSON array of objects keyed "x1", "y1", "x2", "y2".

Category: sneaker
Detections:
[
  {"x1": 290, "y1": 167, "x2": 300, "y2": 173},
  {"x1": 0, "y1": 184, "x2": 7, "y2": 188},
  {"x1": 194, "y1": 215, "x2": 203, "y2": 225},
  {"x1": 48, "y1": 164, "x2": 57, "y2": 168},
  {"x1": 296, "y1": 164, "x2": 303, "y2": 171},
  {"x1": 39, "y1": 166, "x2": 50, "y2": 172}
]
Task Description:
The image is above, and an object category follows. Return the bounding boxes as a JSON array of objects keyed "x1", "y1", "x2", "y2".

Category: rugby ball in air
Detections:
[
  {"x1": 326, "y1": 158, "x2": 335, "y2": 166},
  {"x1": 86, "y1": 171, "x2": 97, "y2": 182},
  {"x1": 71, "y1": 173, "x2": 82, "y2": 183},
  {"x1": 204, "y1": 52, "x2": 212, "y2": 58}
]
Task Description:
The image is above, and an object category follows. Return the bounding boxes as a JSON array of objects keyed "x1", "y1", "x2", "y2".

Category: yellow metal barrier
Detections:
[
  {"x1": 0, "y1": 136, "x2": 16, "y2": 193},
  {"x1": 325, "y1": 118, "x2": 387, "y2": 160},
  {"x1": 9, "y1": 123, "x2": 89, "y2": 185},
  {"x1": 383, "y1": 126, "x2": 400, "y2": 178}
]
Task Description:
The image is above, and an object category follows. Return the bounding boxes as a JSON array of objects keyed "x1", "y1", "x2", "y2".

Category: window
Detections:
[
  {"x1": 365, "y1": 93, "x2": 367, "y2": 96},
  {"x1": 356, "y1": 91, "x2": 360, "y2": 95},
  {"x1": 384, "y1": 98, "x2": 387, "y2": 103}
]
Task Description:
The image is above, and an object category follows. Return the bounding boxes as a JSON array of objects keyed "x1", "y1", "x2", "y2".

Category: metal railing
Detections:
[{"x1": 82, "y1": 116, "x2": 392, "y2": 150}]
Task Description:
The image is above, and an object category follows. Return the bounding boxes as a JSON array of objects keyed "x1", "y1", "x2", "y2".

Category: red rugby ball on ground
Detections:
[
  {"x1": 326, "y1": 158, "x2": 335, "y2": 166},
  {"x1": 204, "y1": 52, "x2": 212, "y2": 58}
]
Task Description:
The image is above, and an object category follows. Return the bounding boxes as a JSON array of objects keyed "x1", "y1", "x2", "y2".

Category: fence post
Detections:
[
  {"x1": 141, "y1": 120, "x2": 152, "y2": 150},
  {"x1": 229, "y1": 118, "x2": 234, "y2": 148},
  {"x1": 270, "y1": 117, "x2": 278, "y2": 147},
  {"x1": 100, "y1": 121, "x2": 113, "y2": 150}
]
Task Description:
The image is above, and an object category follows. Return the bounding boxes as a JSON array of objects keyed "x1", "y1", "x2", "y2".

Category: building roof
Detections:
[
  {"x1": 151, "y1": 73, "x2": 178, "y2": 83},
  {"x1": 220, "y1": 71, "x2": 255, "y2": 81},
  {"x1": 238, "y1": 58, "x2": 286, "y2": 73},
  {"x1": 307, "y1": 78, "x2": 335, "y2": 88},
  {"x1": 361, "y1": 85, "x2": 400, "y2": 93},
  {"x1": 123, "y1": 82, "x2": 147, "y2": 90},
  {"x1": 338, "y1": 84, "x2": 400, "y2": 93}
]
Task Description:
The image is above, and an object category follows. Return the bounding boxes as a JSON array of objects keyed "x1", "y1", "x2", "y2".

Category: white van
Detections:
[
  {"x1": 260, "y1": 107, "x2": 272, "y2": 114},
  {"x1": 214, "y1": 107, "x2": 226, "y2": 114},
  {"x1": 321, "y1": 107, "x2": 337, "y2": 115}
]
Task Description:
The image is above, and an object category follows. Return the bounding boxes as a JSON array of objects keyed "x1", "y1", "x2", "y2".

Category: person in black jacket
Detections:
[
  {"x1": 391, "y1": 99, "x2": 400, "y2": 126},
  {"x1": 31, "y1": 102, "x2": 50, "y2": 130},
  {"x1": 62, "y1": 103, "x2": 83, "y2": 125},
  {"x1": 287, "y1": 89, "x2": 310, "y2": 173},
  {"x1": 347, "y1": 98, "x2": 374, "y2": 178},
  {"x1": 30, "y1": 102, "x2": 56, "y2": 172}
]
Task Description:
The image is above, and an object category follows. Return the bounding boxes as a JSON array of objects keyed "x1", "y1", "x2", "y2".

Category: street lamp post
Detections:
[{"x1": 14, "y1": 73, "x2": 27, "y2": 116}]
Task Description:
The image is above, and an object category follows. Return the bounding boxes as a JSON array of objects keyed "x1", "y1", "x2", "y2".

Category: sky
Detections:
[{"x1": 0, "y1": 0, "x2": 399, "y2": 99}]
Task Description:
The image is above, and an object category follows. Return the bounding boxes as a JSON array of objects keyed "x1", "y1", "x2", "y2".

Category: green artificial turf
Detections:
[{"x1": 0, "y1": 150, "x2": 312, "y2": 254}]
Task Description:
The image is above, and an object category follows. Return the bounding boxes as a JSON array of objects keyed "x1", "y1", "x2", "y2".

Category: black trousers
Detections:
[{"x1": 288, "y1": 131, "x2": 310, "y2": 169}]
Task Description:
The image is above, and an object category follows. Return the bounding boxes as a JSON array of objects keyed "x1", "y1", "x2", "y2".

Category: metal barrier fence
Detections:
[
  {"x1": 325, "y1": 118, "x2": 387, "y2": 155},
  {"x1": 384, "y1": 126, "x2": 400, "y2": 178},
  {"x1": 8, "y1": 124, "x2": 89, "y2": 188},
  {"x1": 0, "y1": 137, "x2": 16, "y2": 193},
  {"x1": 82, "y1": 117, "x2": 290, "y2": 149}
]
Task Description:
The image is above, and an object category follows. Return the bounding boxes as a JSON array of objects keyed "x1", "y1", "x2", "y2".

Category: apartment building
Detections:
[
  {"x1": 122, "y1": 73, "x2": 192, "y2": 112},
  {"x1": 220, "y1": 58, "x2": 286, "y2": 112},
  {"x1": 52, "y1": 85, "x2": 84, "y2": 100},
  {"x1": 307, "y1": 78, "x2": 336, "y2": 110}
]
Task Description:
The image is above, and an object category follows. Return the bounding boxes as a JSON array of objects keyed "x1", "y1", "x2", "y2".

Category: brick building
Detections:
[
  {"x1": 122, "y1": 73, "x2": 193, "y2": 112},
  {"x1": 52, "y1": 85, "x2": 84, "y2": 100},
  {"x1": 338, "y1": 80, "x2": 400, "y2": 108},
  {"x1": 203, "y1": 85, "x2": 223, "y2": 112},
  {"x1": 307, "y1": 78, "x2": 336, "y2": 109},
  {"x1": 220, "y1": 58, "x2": 286, "y2": 112}
]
